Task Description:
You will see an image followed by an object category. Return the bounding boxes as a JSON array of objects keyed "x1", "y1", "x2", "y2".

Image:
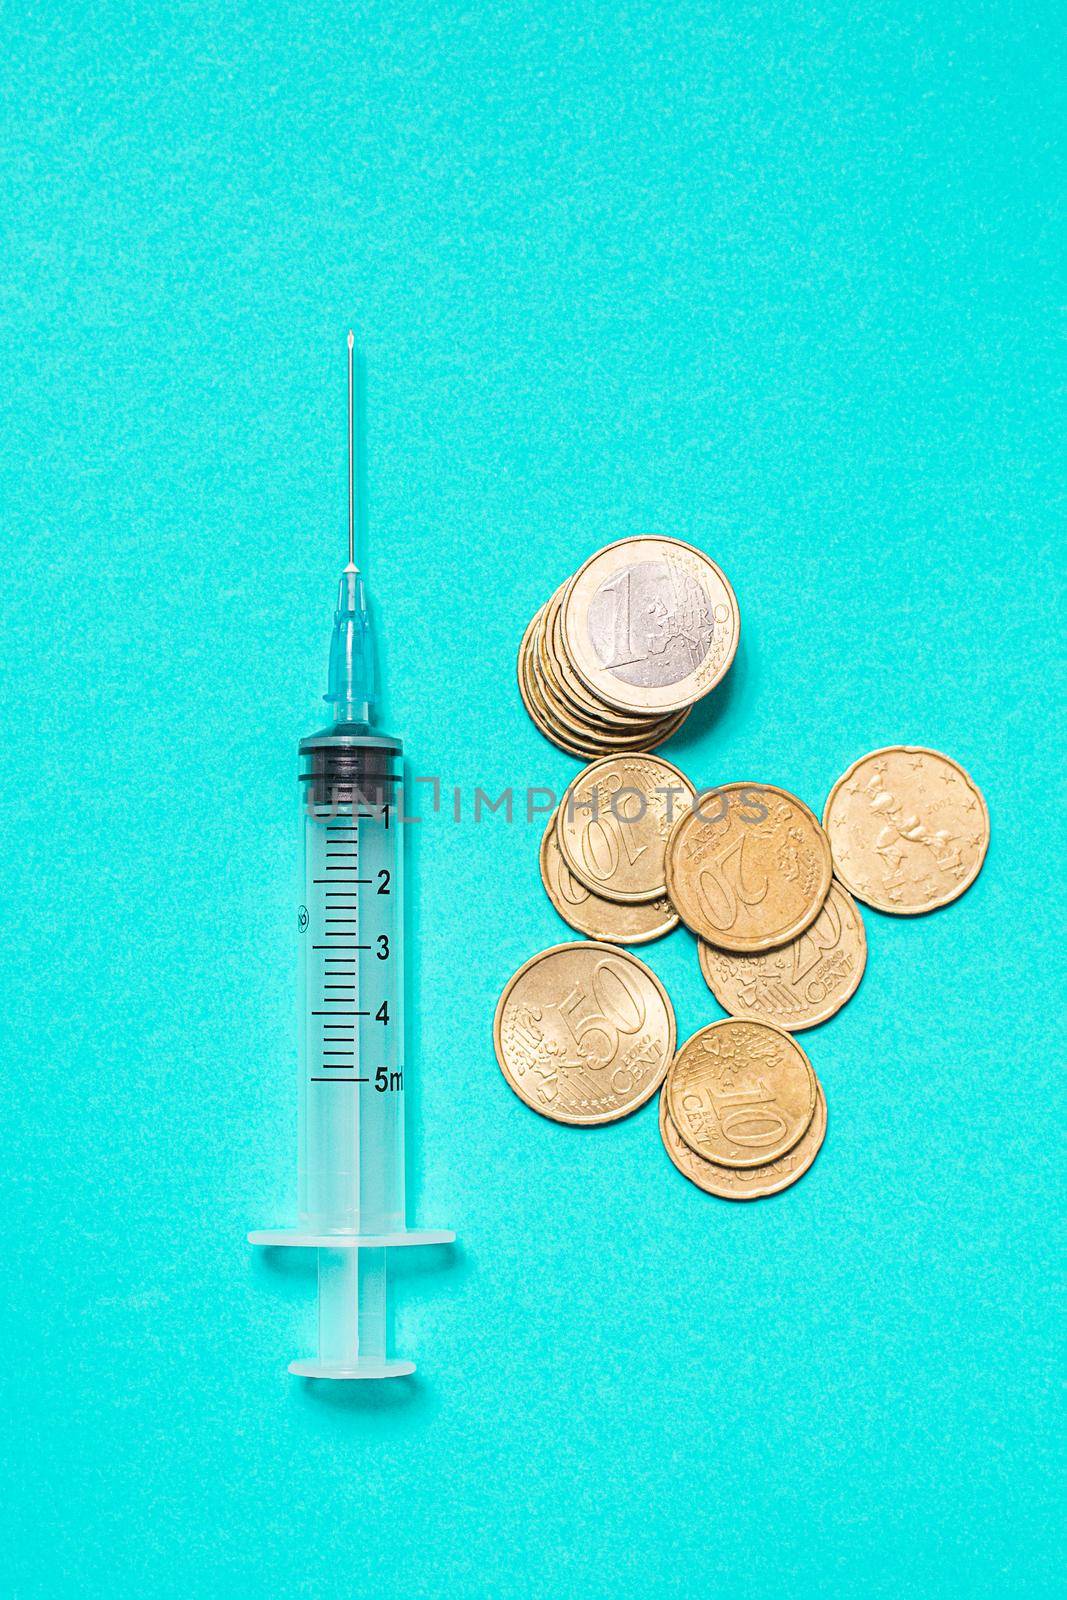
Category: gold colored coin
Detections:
[
  {"x1": 823, "y1": 746, "x2": 990, "y2": 915},
  {"x1": 494, "y1": 941, "x2": 676, "y2": 1125},
  {"x1": 666, "y1": 1018, "x2": 816, "y2": 1168},
  {"x1": 562, "y1": 536, "x2": 740, "y2": 716},
  {"x1": 519, "y1": 611, "x2": 623, "y2": 758},
  {"x1": 540, "y1": 814, "x2": 678, "y2": 945},
  {"x1": 659, "y1": 1079, "x2": 827, "y2": 1199},
  {"x1": 665, "y1": 783, "x2": 832, "y2": 952},
  {"x1": 558, "y1": 755, "x2": 696, "y2": 903},
  {"x1": 517, "y1": 611, "x2": 596, "y2": 758},
  {"x1": 698, "y1": 881, "x2": 866, "y2": 1031}
]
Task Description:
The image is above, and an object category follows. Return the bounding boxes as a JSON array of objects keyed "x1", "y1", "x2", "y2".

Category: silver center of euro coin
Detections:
[{"x1": 585, "y1": 558, "x2": 715, "y2": 687}]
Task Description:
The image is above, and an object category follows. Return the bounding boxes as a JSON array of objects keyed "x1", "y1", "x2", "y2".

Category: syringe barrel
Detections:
[{"x1": 297, "y1": 733, "x2": 406, "y2": 1234}]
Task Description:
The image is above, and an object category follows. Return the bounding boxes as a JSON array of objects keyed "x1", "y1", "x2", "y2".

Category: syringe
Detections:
[{"x1": 250, "y1": 334, "x2": 453, "y2": 1379}]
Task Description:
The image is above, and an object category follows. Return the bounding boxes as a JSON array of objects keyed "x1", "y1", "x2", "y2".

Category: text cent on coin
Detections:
[
  {"x1": 823, "y1": 746, "x2": 989, "y2": 915},
  {"x1": 659, "y1": 1080, "x2": 827, "y2": 1200},
  {"x1": 698, "y1": 881, "x2": 866, "y2": 1030},
  {"x1": 666, "y1": 1018, "x2": 817, "y2": 1168},
  {"x1": 494, "y1": 942, "x2": 676, "y2": 1126},
  {"x1": 665, "y1": 783, "x2": 832, "y2": 952}
]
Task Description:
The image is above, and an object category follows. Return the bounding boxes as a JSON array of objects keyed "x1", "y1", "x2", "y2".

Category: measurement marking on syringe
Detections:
[{"x1": 311, "y1": 1077, "x2": 370, "y2": 1083}]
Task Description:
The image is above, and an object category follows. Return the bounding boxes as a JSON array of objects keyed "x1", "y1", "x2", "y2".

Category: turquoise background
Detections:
[{"x1": 1, "y1": 1, "x2": 1062, "y2": 1595}]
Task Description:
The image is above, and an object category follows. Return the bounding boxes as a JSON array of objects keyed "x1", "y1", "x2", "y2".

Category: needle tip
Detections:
[{"x1": 347, "y1": 330, "x2": 354, "y2": 351}]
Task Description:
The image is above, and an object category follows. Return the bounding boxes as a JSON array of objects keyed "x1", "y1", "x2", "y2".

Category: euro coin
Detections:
[
  {"x1": 558, "y1": 755, "x2": 696, "y2": 903},
  {"x1": 659, "y1": 1078, "x2": 827, "y2": 1199},
  {"x1": 665, "y1": 783, "x2": 832, "y2": 952},
  {"x1": 561, "y1": 536, "x2": 740, "y2": 716},
  {"x1": 519, "y1": 608, "x2": 691, "y2": 759},
  {"x1": 517, "y1": 611, "x2": 596, "y2": 758},
  {"x1": 666, "y1": 1018, "x2": 817, "y2": 1168},
  {"x1": 542, "y1": 586, "x2": 650, "y2": 729},
  {"x1": 494, "y1": 941, "x2": 676, "y2": 1125},
  {"x1": 519, "y1": 610, "x2": 623, "y2": 757},
  {"x1": 532, "y1": 620, "x2": 681, "y2": 749},
  {"x1": 540, "y1": 814, "x2": 678, "y2": 945},
  {"x1": 698, "y1": 881, "x2": 866, "y2": 1030},
  {"x1": 823, "y1": 745, "x2": 990, "y2": 915}
]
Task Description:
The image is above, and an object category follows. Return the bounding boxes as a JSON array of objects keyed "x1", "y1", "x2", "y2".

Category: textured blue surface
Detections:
[{"x1": 0, "y1": 2, "x2": 1063, "y2": 1595}]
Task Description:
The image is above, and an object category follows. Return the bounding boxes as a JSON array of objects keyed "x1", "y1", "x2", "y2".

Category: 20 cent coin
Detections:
[
  {"x1": 665, "y1": 783, "x2": 832, "y2": 952},
  {"x1": 823, "y1": 746, "x2": 989, "y2": 914}
]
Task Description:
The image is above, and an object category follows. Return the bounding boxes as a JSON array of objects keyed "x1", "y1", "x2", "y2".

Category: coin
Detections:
[
  {"x1": 557, "y1": 755, "x2": 696, "y2": 903},
  {"x1": 698, "y1": 881, "x2": 866, "y2": 1030},
  {"x1": 519, "y1": 609, "x2": 690, "y2": 759},
  {"x1": 542, "y1": 587, "x2": 650, "y2": 730},
  {"x1": 494, "y1": 941, "x2": 677, "y2": 1124},
  {"x1": 659, "y1": 1079, "x2": 827, "y2": 1199},
  {"x1": 823, "y1": 746, "x2": 990, "y2": 915},
  {"x1": 664, "y1": 783, "x2": 832, "y2": 952},
  {"x1": 517, "y1": 611, "x2": 594, "y2": 757},
  {"x1": 562, "y1": 536, "x2": 740, "y2": 716},
  {"x1": 533, "y1": 617, "x2": 682, "y2": 748},
  {"x1": 540, "y1": 814, "x2": 678, "y2": 945},
  {"x1": 665, "y1": 1018, "x2": 817, "y2": 1167},
  {"x1": 546, "y1": 587, "x2": 683, "y2": 737}
]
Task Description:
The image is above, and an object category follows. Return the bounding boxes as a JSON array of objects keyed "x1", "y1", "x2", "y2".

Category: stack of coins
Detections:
[
  {"x1": 539, "y1": 753, "x2": 694, "y2": 944},
  {"x1": 518, "y1": 536, "x2": 740, "y2": 758},
  {"x1": 660, "y1": 1020, "x2": 827, "y2": 1199}
]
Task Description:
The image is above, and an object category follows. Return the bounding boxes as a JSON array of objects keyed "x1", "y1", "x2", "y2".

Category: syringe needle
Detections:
[{"x1": 347, "y1": 330, "x2": 356, "y2": 571}]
